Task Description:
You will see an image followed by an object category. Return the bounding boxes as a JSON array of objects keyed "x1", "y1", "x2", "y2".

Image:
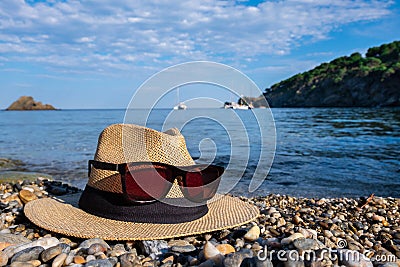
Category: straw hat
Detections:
[{"x1": 24, "y1": 124, "x2": 259, "y2": 240}]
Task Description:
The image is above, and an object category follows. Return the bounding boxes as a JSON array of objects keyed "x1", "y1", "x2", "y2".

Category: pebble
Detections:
[
  {"x1": 119, "y1": 252, "x2": 139, "y2": 267},
  {"x1": 86, "y1": 255, "x2": 96, "y2": 262},
  {"x1": 18, "y1": 190, "x2": 37, "y2": 204},
  {"x1": 10, "y1": 262, "x2": 35, "y2": 267},
  {"x1": 0, "y1": 233, "x2": 30, "y2": 247},
  {"x1": 372, "y1": 214, "x2": 385, "y2": 222},
  {"x1": 84, "y1": 259, "x2": 113, "y2": 267},
  {"x1": 281, "y1": 233, "x2": 304, "y2": 246},
  {"x1": 79, "y1": 239, "x2": 110, "y2": 250},
  {"x1": 241, "y1": 256, "x2": 273, "y2": 267},
  {"x1": 0, "y1": 251, "x2": 8, "y2": 267},
  {"x1": 41, "y1": 244, "x2": 64, "y2": 262},
  {"x1": 292, "y1": 215, "x2": 303, "y2": 225},
  {"x1": 378, "y1": 263, "x2": 399, "y2": 267},
  {"x1": 282, "y1": 256, "x2": 304, "y2": 267},
  {"x1": 74, "y1": 255, "x2": 86, "y2": 264},
  {"x1": 277, "y1": 217, "x2": 286, "y2": 228},
  {"x1": 293, "y1": 238, "x2": 321, "y2": 251},
  {"x1": 244, "y1": 225, "x2": 260, "y2": 241},
  {"x1": 140, "y1": 240, "x2": 168, "y2": 259},
  {"x1": 10, "y1": 246, "x2": 44, "y2": 263},
  {"x1": 298, "y1": 228, "x2": 317, "y2": 239},
  {"x1": 215, "y1": 244, "x2": 235, "y2": 255},
  {"x1": 338, "y1": 249, "x2": 373, "y2": 267},
  {"x1": 0, "y1": 180, "x2": 399, "y2": 267},
  {"x1": 323, "y1": 229, "x2": 333, "y2": 239},
  {"x1": 109, "y1": 244, "x2": 127, "y2": 257},
  {"x1": 5, "y1": 237, "x2": 59, "y2": 258},
  {"x1": 87, "y1": 243, "x2": 107, "y2": 255},
  {"x1": 52, "y1": 253, "x2": 67, "y2": 267},
  {"x1": 26, "y1": 260, "x2": 40, "y2": 267},
  {"x1": 171, "y1": 244, "x2": 196, "y2": 253},
  {"x1": 198, "y1": 259, "x2": 214, "y2": 267},
  {"x1": 203, "y1": 241, "x2": 221, "y2": 259},
  {"x1": 223, "y1": 249, "x2": 253, "y2": 267},
  {"x1": 168, "y1": 240, "x2": 189, "y2": 247}
]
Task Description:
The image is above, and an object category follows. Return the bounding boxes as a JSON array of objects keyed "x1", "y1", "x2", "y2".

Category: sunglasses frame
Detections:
[{"x1": 88, "y1": 160, "x2": 224, "y2": 204}]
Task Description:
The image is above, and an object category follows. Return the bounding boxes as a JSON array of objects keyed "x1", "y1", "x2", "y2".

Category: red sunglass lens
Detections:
[
  {"x1": 184, "y1": 167, "x2": 222, "y2": 202},
  {"x1": 125, "y1": 166, "x2": 173, "y2": 201}
]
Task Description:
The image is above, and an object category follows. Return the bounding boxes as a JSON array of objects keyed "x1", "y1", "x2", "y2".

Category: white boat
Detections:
[
  {"x1": 173, "y1": 102, "x2": 187, "y2": 110},
  {"x1": 173, "y1": 87, "x2": 187, "y2": 110},
  {"x1": 223, "y1": 101, "x2": 250, "y2": 110}
]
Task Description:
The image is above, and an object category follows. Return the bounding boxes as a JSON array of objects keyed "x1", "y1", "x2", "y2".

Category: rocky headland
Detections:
[
  {"x1": 6, "y1": 96, "x2": 57, "y2": 111},
  {"x1": 0, "y1": 175, "x2": 398, "y2": 267},
  {"x1": 244, "y1": 41, "x2": 400, "y2": 108}
]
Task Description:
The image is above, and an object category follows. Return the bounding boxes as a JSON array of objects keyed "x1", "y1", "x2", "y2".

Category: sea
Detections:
[{"x1": 0, "y1": 108, "x2": 399, "y2": 198}]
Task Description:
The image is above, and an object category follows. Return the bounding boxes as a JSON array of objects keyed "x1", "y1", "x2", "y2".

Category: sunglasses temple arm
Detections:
[{"x1": 88, "y1": 160, "x2": 125, "y2": 177}]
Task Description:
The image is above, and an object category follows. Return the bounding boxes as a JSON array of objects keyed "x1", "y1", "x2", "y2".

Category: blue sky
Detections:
[{"x1": 0, "y1": 0, "x2": 399, "y2": 109}]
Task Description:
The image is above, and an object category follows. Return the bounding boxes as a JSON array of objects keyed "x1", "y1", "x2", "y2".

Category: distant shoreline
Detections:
[{"x1": 2, "y1": 106, "x2": 400, "y2": 111}]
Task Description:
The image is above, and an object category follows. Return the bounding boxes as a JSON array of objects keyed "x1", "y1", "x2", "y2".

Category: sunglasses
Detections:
[{"x1": 88, "y1": 160, "x2": 224, "y2": 203}]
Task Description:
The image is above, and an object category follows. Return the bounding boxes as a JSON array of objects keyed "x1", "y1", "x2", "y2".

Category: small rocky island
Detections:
[{"x1": 6, "y1": 96, "x2": 57, "y2": 111}]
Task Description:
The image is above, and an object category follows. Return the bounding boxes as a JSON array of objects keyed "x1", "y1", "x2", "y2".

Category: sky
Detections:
[{"x1": 0, "y1": 0, "x2": 399, "y2": 109}]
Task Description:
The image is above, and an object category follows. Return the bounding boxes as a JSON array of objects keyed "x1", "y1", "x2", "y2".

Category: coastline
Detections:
[{"x1": 0, "y1": 177, "x2": 398, "y2": 267}]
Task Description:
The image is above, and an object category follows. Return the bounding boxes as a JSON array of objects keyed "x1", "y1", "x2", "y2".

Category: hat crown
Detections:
[{"x1": 89, "y1": 124, "x2": 194, "y2": 193}]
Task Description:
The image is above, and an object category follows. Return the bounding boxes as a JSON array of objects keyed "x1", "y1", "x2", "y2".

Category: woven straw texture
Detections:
[
  {"x1": 89, "y1": 124, "x2": 195, "y2": 193},
  {"x1": 24, "y1": 195, "x2": 259, "y2": 240}
]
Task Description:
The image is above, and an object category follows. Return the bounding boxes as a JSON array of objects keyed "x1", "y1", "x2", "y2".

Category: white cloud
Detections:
[
  {"x1": 0, "y1": 0, "x2": 394, "y2": 74},
  {"x1": 76, "y1": 36, "x2": 96, "y2": 43}
]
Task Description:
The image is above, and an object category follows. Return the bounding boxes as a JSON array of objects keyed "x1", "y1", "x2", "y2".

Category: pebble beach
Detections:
[{"x1": 0, "y1": 177, "x2": 399, "y2": 267}]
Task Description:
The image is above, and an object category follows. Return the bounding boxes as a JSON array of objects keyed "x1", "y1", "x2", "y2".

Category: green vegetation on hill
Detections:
[{"x1": 252, "y1": 41, "x2": 400, "y2": 107}]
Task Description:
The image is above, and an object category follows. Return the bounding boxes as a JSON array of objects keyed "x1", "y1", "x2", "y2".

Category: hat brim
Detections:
[{"x1": 24, "y1": 194, "x2": 259, "y2": 240}]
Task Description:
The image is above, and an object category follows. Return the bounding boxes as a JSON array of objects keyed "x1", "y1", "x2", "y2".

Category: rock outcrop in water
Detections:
[
  {"x1": 6, "y1": 96, "x2": 57, "y2": 110},
  {"x1": 245, "y1": 41, "x2": 400, "y2": 107}
]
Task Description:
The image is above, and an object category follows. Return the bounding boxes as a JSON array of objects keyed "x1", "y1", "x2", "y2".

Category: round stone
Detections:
[
  {"x1": 215, "y1": 244, "x2": 235, "y2": 255},
  {"x1": 18, "y1": 190, "x2": 37, "y2": 204},
  {"x1": 244, "y1": 225, "x2": 260, "y2": 241}
]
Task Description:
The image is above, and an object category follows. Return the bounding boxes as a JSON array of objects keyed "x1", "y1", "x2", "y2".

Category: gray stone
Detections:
[
  {"x1": 293, "y1": 238, "x2": 320, "y2": 251},
  {"x1": 282, "y1": 257, "x2": 305, "y2": 267},
  {"x1": 0, "y1": 251, "x2": 8, "y2": 267},
  {"x1": 337, "y1": 249, "x2": 373, "y2": 267},
  {"x1": 140, "y1": 240, "x2": 168, "y2": 259},
  {"x1": 110, "y1": 244, "x2": 127, "y2": 257},
  {"x1": 41, "y1": 244, "x2": 65, "y2": 262},
  {"x1": 86, "y1": 255, "x2": 96, "y2": 262},
  {"x1": 10, "y1": 246, "x2": 44, "y2": 263},
  {"x1": 120, "y1": 252, "x2": 140, "y2": 267},
  {"x1": 87, "y1": 244, "x2": 107, "y2": 255},
  {"x1": 79, "y1": 239, "x2": 110, "y2": 250},
  {"x1": 223, "y1": 249, "x2": 253, "y2": 267},
  {"x1": 9, "y1": 262, "x2": 35, "y2": 267},
  {"x1": 281, "y1": 233, "x2": 305, "y2": 246},
  {"x1": 0, "y1": 233, "x2": 30, "y2": 246},
  {"x1": 198, "y1": 259, "x2": 214, "y2": 267},
  {"x1": 84, "y1": 259, "x2": 113, "y2": 267},
  {"x1": 64, "y1": 251, "x2": 76, "y2": 266},
  {"x1": 240, "y1": 256, "x2": 273, "y2": 267},
  {"x1": 52, "y1": 253, "x2": 67, "y2": 267},
  {"x1": 108, "y1": 257, "x2": 118, "y2": 266},
  {"x1": 377, "y1": 263, "x2": 399, "y2": 267},
  {"x1": 171, "y1": 245, "x2": 196, "y2": 253},
  {"x1": 4, "y1": 237, "x2": 59, "y2": 259}
]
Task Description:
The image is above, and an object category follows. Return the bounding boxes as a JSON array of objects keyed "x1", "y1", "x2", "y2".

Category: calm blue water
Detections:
[{"x1": 0, "y1": 108, "x2": 399, "y2": 198}]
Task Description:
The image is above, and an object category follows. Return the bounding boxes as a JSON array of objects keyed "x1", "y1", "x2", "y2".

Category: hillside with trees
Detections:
[{"x1": 249, "y1": 41, "x2": 400, "y2": 107}]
